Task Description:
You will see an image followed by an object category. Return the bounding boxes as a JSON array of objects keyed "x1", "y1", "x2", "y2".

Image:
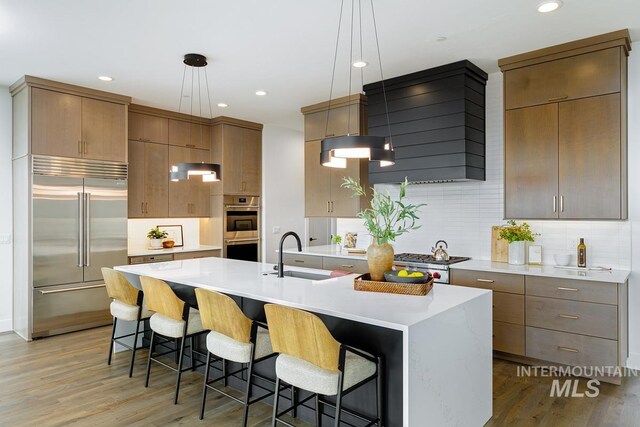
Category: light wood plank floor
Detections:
[{"x1": 0, "y1": 327, "x2": 639, "y2": 426}]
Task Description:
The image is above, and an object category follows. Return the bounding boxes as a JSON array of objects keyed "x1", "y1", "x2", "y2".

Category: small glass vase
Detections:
[{"x1": 508, "y1": 241, "x2": 525, "y2": 265}]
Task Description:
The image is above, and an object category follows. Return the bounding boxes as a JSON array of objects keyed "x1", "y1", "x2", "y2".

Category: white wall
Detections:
[
  {"x1": 262, "y1": 125, "x2": 305, "y2": 264},
  {"x1": 0, "y1": 86, "x2": 13, "y2": 332},
  {"x1": 127, "y1": 218, "x2": 201, "y2": 251},
  {"x1": 338, "y1": 46, "x2": 639, "y2": 367}
]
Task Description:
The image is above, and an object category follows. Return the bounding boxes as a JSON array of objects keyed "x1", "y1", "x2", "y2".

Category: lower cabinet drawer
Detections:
[
  {"x1": 494, "y1": 292, "x2": 524, "y2": 325},
  {"x1": 526, "y1": 327, "x2": 618, "y2": 367},
  {"x1": 526, "y1": 296, "x2": 617, "y2": 340},
  {"x1": 322, "y1": 257, "x2": 368, "y2": 274},
  {"x1": 450, "y1": 269, "x2": 524, "y2": 294},
  {"x1": 282, "y1": 253, "x2": 323, "y2": 269},
  {"x1": 129, "y1": 254, "x2": 174, "y2": 264},
  {"x1": 526, "y1": 275, "x2": 617, "y2": 305},
  {"x1": 173, "y1": 249, "x2": 221, "y2": 260},
  {"x1": 494, "y1": 321, "x2": 525, "y2": 355}
]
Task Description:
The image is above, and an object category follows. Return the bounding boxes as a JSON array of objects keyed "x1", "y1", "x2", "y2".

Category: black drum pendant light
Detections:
[
  {"x1": 320, "y1": 0, "x2": 395, "y2": 168},
  {"x1": 169, "y1": 53, "x2": 222, "y2": 182}
]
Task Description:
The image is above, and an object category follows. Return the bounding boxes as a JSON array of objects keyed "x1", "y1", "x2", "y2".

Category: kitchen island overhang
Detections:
[{"x1": 115, "y1": 257, "x2": 492, "y2": 426}]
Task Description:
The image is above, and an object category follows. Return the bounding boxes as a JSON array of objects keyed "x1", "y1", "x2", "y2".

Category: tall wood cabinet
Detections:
[
  {"x1": 499, "y1": 30, "x2": 630, "y2": 220},
  {"x1": 168, "y1": 145, "x2": 210, "y2": 217},
  {"x1": 301, "y1": 94, "x2": 369, "y2": 217},
  {"x1": 211, "y1": 117, "x2": 263, "y2": 196},
  {"x1": 128, "y1": 140, "x2": 169, "y2": 218},
  {"x1": 21, "y1": 78, "x2": 129, "y2": 162}
]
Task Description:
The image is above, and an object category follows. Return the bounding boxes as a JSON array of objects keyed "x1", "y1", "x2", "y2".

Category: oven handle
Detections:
[
  {"x1": 224, "y1": 205, "x2": 261, "y2": 209},
  {"x1": 225, "y1": 238, "x2": 260, "y2": 243}
]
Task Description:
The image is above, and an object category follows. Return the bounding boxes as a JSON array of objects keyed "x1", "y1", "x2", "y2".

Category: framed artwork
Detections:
[
  {"x1": 528, "y1": 245, "x2": 543, "y2": 265},
  {"x1": 157, "y1": 225, "x2": 184, "y2": 247}
]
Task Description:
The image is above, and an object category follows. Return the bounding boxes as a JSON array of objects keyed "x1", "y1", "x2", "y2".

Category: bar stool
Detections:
[
  {"x1": 265, "y1": 304, "x2": 384, "y2": 427},
  {"x1": 195, "y1": 288, "x2": 279, "y2": 426},
  {"x1": 140, "y1": 276, "x2": 207, "y2": 404},
  {"x1": 102, "y1": 267, "x2": 153, "y2": 378}
]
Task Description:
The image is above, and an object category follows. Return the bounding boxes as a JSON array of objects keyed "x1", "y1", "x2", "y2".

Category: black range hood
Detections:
[{"x1": 364, "y1": 60, "x2": 488, "y2": 184}]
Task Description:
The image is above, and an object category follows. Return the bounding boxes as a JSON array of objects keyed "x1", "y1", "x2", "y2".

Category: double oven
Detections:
[{"x1": 223, "y1": 195, "x2": 260, "y2": 262}]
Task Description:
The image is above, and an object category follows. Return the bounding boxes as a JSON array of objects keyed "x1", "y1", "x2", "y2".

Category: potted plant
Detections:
[
  {"x1": 498, "y1": 220, "x2": 539, "y2": 265},
  {"x1": 147, "y1": 226, "x2": 169, "y2": 249},
  {"x1": 342, "y1": 177, "x2": 424, "y2": 281},
  {"x1": 331, "y1": 235, "x2": 342, "y2": 253}
]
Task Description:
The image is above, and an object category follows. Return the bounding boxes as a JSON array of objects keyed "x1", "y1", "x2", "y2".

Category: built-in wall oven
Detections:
[{"x1": 223, "y1": 195, "x2": 260, "y2": 261}]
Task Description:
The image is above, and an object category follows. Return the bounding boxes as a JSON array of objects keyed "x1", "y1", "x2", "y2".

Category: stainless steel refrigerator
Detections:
[{"x1": 30, "y1": 156, "x2": 128, "y2": 338}]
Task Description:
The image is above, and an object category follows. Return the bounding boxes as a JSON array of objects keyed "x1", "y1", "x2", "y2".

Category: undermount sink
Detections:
[{"x1": 267, "y1": 270, "x2": 331, "y2": 281}]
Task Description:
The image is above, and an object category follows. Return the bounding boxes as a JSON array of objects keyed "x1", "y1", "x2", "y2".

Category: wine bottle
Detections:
[{"x1": 577, "y1": 238, "x2": 587, "y2": 268}]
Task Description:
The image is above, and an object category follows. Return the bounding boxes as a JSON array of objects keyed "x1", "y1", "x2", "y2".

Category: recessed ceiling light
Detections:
[
  {"x1": 537, "y1": 0, "x2": 562, "y2": 13},
  {"x1": 217, "y1": 103, "x2": 228, "y2": 108},
  {"x1": 98, "y1": 75, "x2": 113, "y2": 82},
  {"x1": 255, "y1": 90, "x2": 268, "y2": 96},
  {"x1": 352, "y1": 60, "x2": 368, "y2": 68}
]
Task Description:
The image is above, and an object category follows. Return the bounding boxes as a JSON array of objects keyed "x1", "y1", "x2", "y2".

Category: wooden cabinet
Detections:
[
  {"x1": 500, "y1": 31, "x2": 630, "y2": 220},
  {"x1": 128, "y1": 140, "x2": 168, "y2": 218},
  {"x1": 169, "y1": 119, "x2": 211, "y2": 150},
  {"x1": 168, "y1": 146, "x2": 210, "y2": 217},
  {"x1": 129, "y1": 112, "x2": 168, "y2": 144},
  {"x1": 211, "y1": 118, "x2": 263, "y2": 196},
  {"x1": 302, "y1": 95, "x2": 369, "y2": 217},
  {"x1": 31, "y1": 86, "x2": 127, "y2": 162},
  {"x1": 281, "y1": 253, "x2": 368, "y2": 274},
  {"x1": 128, "y1": 249, "x2": 220, "y2": 264}
]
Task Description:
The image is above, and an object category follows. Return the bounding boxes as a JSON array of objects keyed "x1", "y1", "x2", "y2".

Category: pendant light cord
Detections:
[
  {"x1": 347, "y1": 0, "x2": 354, "y2": 135},
  {"x1": 178, "y1": 64, "x2": 187, "y2": 113},
  {"x1": 358, "y1": 0, "x2": 364, "y2": 93},
  {"x1": 325, "y1": 0, "x2": 345, "y2": 138},
  {"x1": 370, "y1": 0, "x2": 393, "y2": 150}
]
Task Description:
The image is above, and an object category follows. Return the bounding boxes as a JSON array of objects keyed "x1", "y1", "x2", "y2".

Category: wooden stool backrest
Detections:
[
  {"x1": 264, "y1": 304, "x2": 341, "y2": 372},
  {"x1": 102, "y1": 267, "x2": 139, "y2": 306},
  {"x1": 195, "y1": 288, "x2": 251, "y2": 343},
  {"x1": 140, "y1": 276, "x2": 185, "y2": 321}
]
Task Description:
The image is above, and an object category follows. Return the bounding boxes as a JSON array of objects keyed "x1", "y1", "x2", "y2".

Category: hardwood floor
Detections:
[{"x1": 0, "y1": 327, "x2": 639, "y2": 426}]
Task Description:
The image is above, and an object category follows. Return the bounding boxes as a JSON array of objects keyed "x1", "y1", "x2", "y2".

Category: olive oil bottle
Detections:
[{"x1": 577, "y1": 238, "x2": 587, "y2": 268}]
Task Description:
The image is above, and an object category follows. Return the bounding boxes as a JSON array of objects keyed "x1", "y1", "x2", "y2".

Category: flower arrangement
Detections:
[
  {"x1": 147, "y1": 226, "x2": 169, "y2": 240},
  {"x1": 498, "y1": 220, "x2": 539, "y2": 243},
  {"x1": 341, "y1": 177, "x2": 425, "y2": 245}
]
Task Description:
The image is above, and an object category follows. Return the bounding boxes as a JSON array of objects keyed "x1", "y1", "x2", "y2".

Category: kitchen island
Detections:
[{"x1": 115, "y1": 257, "x2": 492, "y2": 426}]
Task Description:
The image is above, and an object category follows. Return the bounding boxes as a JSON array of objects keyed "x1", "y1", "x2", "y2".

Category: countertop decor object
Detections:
[
  {"x1": 528, "y1": 245, "x2": 543, "y2": 265},
  {"x1": 554, "y1": 253, "x2": 571, "y2": 266},
  {"x1": 147, "y1": 226, "x2": 168, "y2": 249},
  {"x1": 162, "y1": 240, "x2": 175, "y2": 249},
  {"x1": 342, "y1": 176, "x2": 425, "y2": 280},
  {"x1": 168, "y1": 54, "x2": 221, "y2": 183},
  {"x1": 355, "y1": 273, "x2": 433, "y2": 296},
  {"x1": 157, "y1": 224, "x2": 183, "y2": 247},
  {"x1": 384, "y1": 270, "x2": 431, "y2": 284},
  {"x1": 491, "y1": 226, "x2": 509, "y2": 263},
  {"x1": 498, "y1": 220, "x2": 539, "y2": 265},
  {"x1": 319, "y1": 0, "x2": 395, "y2": 168}
]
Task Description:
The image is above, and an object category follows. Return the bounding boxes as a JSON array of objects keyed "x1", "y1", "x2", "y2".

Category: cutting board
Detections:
[{"x1": 491, "y1": 226, "x2": 509, "y2": 263}]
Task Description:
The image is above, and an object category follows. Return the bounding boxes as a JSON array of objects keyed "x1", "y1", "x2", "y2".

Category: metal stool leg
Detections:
[
  {"x1": 107, "y1": 317, "x2": 117, "y2": 365},
  {"x1": 334, "y1": 372, "x2": 344, "y2": 427},
  {"x1": 200, "y1": 351, "x2": 212, "y2": 420},
  {"x1": 376, "y1": 356, "x2": 384, "y2": 426},
  {"x1": 241, "y1": 347, "x2": 256, "y2": 427},
  {"x1": 174, "y1": 336, "x2": 187, "y2": 404},
  {"x1": 190, "y1": 336, "x2": 195, "y2": 371},
  {"x1": 144, "y1": 331, "x2": 155, "y2": 388},
  {"x1": 291, "y1": 386, "x2": 298, "y2": 418},
  {"x1": 271, "y1": 377, "x2": 281, "y2": 427},
  {"x1": 315, "y1": 393, "x2": 321, "y2": 427},
  {"x1": 128, "y1": 318, "x2": 141, "y2": 377}
]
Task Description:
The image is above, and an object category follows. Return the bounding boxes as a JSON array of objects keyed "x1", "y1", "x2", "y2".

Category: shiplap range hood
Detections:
[{"x1": 364, "y1": 60, "x2": 488, "y2": 184}]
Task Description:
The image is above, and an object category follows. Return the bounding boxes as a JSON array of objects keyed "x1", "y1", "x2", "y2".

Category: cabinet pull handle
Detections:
[
  {"x1": 327, "y1": 201, "x2": 330, "y2": 213},
  {"x1": 560, "y1": 195, "x2": 564, "y2": 212},
  {"x1": 145, "y1": 202, "x2": 148, "y2": 214},
  {"x1": 558, "y1": 346, "x2": 579, "y2": 353},
  {"x1": 548, "y1": 95, "x2": 568, "y2": 102},
  {"x1": 341, "y1": 264, "x2": 354, "y2": 268},
  {"x1": 141, "y1": 202, "x2": 145, "y2": 214},
  {"x1": 558, "y1": 314, "x2": 579, "y2": 320},
  {"x1": 83, "y1": 141, "x2": 88, "y2": 154},
  {"x1": 330, "y1": 201, "x2": 334, "y2": 212},
  {"x1": 294, "y1": 259, "x2": 305, "y2": 263},
  {"x1": 325, "y1": 133, "x2": 335, "y2": 137},
  {"x1": 476, "y1": 278, "x2": 495, "y2": 283},
  {"x1": 186, "y1": 144, "x2": 196, "y2": 148},
  {"x1": 78, "y1": 140, "x2": 82, "y2": 154},
  {"x1": 557, "y1": 286, "x2": 579, "y2": 292},
  {"x1": 553, "y1": 196, "x2": 557, "y2": 213}
]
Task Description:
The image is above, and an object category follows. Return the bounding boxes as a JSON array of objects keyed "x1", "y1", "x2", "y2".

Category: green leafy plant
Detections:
[
  {"x1": 331, "y1": 235, "x2": 342, "y2": 245},
  {"x1": 498, "y1": 220, "x2": 539, "y2": 243},
  {"x1": 341, "y1": 177, "x2": 425, "y2": 245},
  {"x1": 147, "y1": 226, "x2": 169, "y2": 240}
]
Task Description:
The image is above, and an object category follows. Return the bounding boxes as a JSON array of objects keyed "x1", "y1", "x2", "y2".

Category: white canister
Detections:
[
  {"x1": 508, "y1": 241, "x2": 526, "y2": 265},
  {"x1": 149, "y1": 238, "x2": 163, "y2": 249}
]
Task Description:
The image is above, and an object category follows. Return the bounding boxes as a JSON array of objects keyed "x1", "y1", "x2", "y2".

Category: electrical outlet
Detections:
[
  {"x1": 0, "y1": 233, "x2": 11, "y2": 244},
  {"x1": 272, "y1": 226, "x2": 281, "y2": 234}
]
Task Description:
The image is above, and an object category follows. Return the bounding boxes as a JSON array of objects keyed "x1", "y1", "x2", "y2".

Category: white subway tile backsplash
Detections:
[{"x1": 336, "y1": 71, "x2": 631, "y2": 269}]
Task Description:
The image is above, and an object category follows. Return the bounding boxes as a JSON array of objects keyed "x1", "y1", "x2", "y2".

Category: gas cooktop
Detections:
[{"x1": 394, "y1": 253, "x2": 470, "y2": 266}]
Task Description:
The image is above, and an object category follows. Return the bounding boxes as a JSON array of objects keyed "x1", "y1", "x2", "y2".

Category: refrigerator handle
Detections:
[
  {"x1": 77, "y1": 192, "x2": 83, "y2": 267},
  {"x1": 84, "y1": 193, "x2": 91, "y2": 267}
]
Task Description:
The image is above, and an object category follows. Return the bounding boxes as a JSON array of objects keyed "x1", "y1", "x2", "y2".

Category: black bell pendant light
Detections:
[
  {"x1": 320, "y1": 0, "x2": 395, "y2": 168},
  {"x1": 169, "y1": 53, "x2": 222, "y2": 182}
]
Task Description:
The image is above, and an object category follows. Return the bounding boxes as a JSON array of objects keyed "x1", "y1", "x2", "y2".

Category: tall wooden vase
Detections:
[{"x1": 367, "y1": 241, "x2": 394, "y2": 281}]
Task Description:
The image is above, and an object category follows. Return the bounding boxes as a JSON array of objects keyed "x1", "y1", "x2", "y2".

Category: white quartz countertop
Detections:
[
  {"x1": 282, "y1": 244, "x2": 367, "y2": 260},
  {"x1": 115, "y1": 257, "x2": 489, "y2": 331},
  {"x1": 128, "y1": 245, "x2": 222, "y2": 257},
  {"x1": 451, "y1": 259, "x2": 630, "y2": 283}
]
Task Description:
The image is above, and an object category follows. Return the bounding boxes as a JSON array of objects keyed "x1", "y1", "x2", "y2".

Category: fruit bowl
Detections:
[{"x1": 384, "y1": 270, "x2": 431, "y2": 284}]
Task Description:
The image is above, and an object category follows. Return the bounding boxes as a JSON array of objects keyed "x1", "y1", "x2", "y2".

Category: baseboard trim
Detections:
[
  {"x1": 0, "y1": 318, "x2": 13, "y2": 333},
  {"x1": 627, "y1": 353, "x2": 640, "y2": 370}
]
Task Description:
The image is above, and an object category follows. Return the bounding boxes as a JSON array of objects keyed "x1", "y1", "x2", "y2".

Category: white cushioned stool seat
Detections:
[
  {"x1": 275, "y1": 351, "x2": 376, "y2": 396},
  {"x1": 110, "y1": 300, "x2": 153, "y2": 321},
  {"x1": 206, "y1": 326, "x2": 273, "y2": 364},
  {"x1": 150, "y1": 308, "x2": 204, "y2": 338}
]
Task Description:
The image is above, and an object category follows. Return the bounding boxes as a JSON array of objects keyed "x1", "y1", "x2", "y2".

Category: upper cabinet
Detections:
[
  {"x1": 29, "y1": 82, "x2": 128, "y2": 162},
  {"x1": 128, "y1": 111, "x2": 168, "y2": 144},
  {"x1": 499, "y1": 30, "x2": 630, "y2": 220},
  {"x1": 169, "y1": 119, "x2": 211, "y2": 150},
  {"x1": 211, "y1": 117, "x2": 263, "y2": 196},
  {"x1": 301, "y1": 94, "x2": 369, "y2": 217}
]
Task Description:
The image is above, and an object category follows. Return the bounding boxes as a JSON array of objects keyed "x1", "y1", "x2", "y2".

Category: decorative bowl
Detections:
[
  {"x1": 162, "y1": 240, "x2": 175, "y2": 249},
  {"x1": 554, "y1": 253, "x2": 571, "y2": 266},
  {"x1": 384, "y1": 270, "x2": 431, "y2": 284}
]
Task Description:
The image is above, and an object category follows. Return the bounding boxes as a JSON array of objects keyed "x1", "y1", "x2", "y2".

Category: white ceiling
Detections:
[{"x1": 0, "y1": 0, "x2": 638, "y2": 130}]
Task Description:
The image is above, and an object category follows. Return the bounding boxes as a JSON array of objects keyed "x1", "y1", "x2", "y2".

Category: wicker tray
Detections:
[{"x1": 354, "y1": 273, "x2": 434, "y2": 296}]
